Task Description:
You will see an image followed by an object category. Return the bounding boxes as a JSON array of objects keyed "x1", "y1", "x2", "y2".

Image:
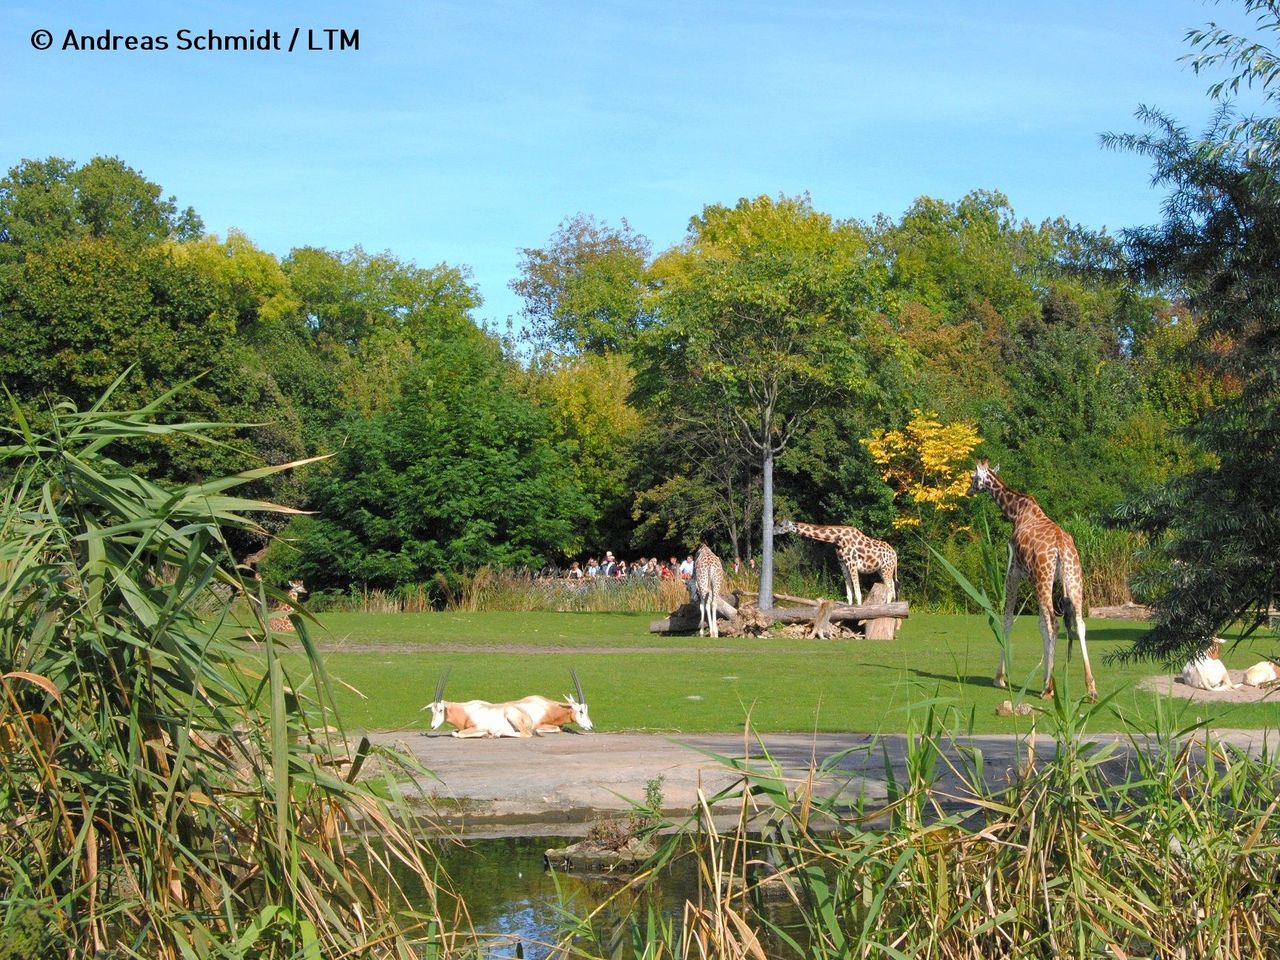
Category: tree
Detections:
[
  {"x1": 0, "y1": 156, "x2": 201, "y2": 269},
  {"x1": 638, "y1": 195, "x2": 887, "y2": 608},
  {"x1": 278, "y1": 245, "x2": 484, "y2": 444},
  {"x1": 511, "y1": 214, "x2": 652, "y2": 355},
  {"x1": 516, "y1": 351, "x2": 646, "y2": 552},
  {"x1": 1104, "y1": 5, "x2": 1280, "y2": 661},
  {"x1": 864, "y1": 411, "x2": 983, "y2": 532},
  {"x1": 289, "y1": 335, "x2": 590, "y2": 591}
]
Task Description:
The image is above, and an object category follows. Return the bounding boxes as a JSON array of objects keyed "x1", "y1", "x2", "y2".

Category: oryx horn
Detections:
[
  {"x1": 433, "y1": 667, "x2": 451, "y2": 704},
  {"x1": 570, "y1": 667, "x2": 585, "y2": 704}
]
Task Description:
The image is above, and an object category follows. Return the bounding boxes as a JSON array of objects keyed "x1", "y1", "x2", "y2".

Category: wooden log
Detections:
[
  {"x1": 733, "y1": 591, "x2": 821, "y2": 607},
  {"x1": 649, "y1": 596, "x2": 738, "y2": 633},
  {"x1": 862, "y1": 582, "x2": 900, "y2": 640},
  {"x1": 763, "y1": 602, "x2": 908, "y2": 625}
]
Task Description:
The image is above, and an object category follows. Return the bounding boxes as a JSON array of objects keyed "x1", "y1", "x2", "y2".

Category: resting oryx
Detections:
[
  {"x1": 1180, "y1": 639, "x2": 1238, "y2": 692},
  {"x1": 509, "y1": 669, "x2": 593, "y2": 734},
  {"x1": 422, "y1": 669, "x2": 534, "y2": 738}
]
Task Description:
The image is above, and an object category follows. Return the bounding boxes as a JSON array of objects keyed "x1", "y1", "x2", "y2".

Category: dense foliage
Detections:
[
  {"x1": 0, "y1": 390, "x2": 457, "y2": 957},
  {"x1": 0, "y1": 150, "x2": 1223, "y2": 609}
]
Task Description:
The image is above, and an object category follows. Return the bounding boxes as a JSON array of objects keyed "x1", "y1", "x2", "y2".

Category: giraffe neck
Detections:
[
  {"x1": 795, "y1": 522, "x2": 844, "y2": 544},
  {"x1": 985, "y1": 474, "x2": 1032, "y2": 524}
]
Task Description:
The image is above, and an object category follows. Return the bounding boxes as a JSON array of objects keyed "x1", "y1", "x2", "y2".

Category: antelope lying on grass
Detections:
[
  {"x1": 422, "y1": 670, "x2": 534, "y2": 738},
  {"x1": 509, "y1": 669, "x2": 593, "y2": 734}
]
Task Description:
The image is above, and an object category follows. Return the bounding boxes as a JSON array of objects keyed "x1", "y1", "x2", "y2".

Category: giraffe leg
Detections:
[
  {"x1": 708, "y1": 591, "x2": 719, "y2": 638},
  {"x1": 1062, "y1": 555, "x2": 1097, "y2": 700},
  {"x1": 851, "y1": 566, "x2": 863, "y2": 607},
  {"x1": 1068, "y1": 609, "x2": 1096, "y2": 701},
  {"x1": 1034, "y1": 573, "x2": 1058, "y2": 700},
  {"x1": 997, "y1": 555, "x2": 1022, "y2": 690},
  {"x1": 840, "y1": 559, "x2": 856, "y2": 606}
]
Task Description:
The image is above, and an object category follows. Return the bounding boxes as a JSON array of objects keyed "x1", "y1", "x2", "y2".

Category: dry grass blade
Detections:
[{"x1": 0, "y1": 390, "x2": 473, "y2": 958}]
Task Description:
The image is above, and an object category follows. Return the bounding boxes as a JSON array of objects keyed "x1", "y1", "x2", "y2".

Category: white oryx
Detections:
[
  {"x1": 1180, "y1": 639, "x2": 1238, "y2": 692},
  {"x1": 1244, "y1": 660, "x2": 1280, "y2": 687},
  {"x1": 422, "y1": 670, "x2": 534, "y2": 738},
  {"x1": 509, "y1": 669, "x2": 593, "y2": 734}
]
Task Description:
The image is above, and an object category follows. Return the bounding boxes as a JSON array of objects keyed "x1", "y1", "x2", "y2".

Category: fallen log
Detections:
[
  {"x1": 735, "y1": 590, "x2": 825, "y2": 607},
  {"x1": 763, "y1": 601, "x2": 908, "y2": 625},
  {"x1": 649, "y1": 597, "x2": 738, "y2": 634}
]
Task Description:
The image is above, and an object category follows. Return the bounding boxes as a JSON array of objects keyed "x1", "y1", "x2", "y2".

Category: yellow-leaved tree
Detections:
[{"x1": 862, "y1": 411, "x2": 982, "y2": 532}]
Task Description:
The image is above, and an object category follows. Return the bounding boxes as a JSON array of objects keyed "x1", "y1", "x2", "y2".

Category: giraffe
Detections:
[
  {"x1": 772, "y1": 519, "x2": 898, "y2": 606},
  {"x1": 268, "y1": 579, "x2": 307, "y2": 633},
  {"x1": 693, "y1": 544, "x2": 724, "y2": 638},
  {"x1": 967, "y1": 459, "x2": 1097, "y2": 700}
]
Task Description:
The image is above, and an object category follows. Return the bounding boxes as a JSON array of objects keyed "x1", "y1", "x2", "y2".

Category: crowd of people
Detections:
[{"x1": 561, "y1": 550, "x2": 755, "y2": 582}]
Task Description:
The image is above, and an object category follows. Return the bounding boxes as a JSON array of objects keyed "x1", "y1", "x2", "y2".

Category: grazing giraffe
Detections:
[
  {"x1": 968, "y1": 459, "x2": 1097, "y2": 700},
  {"x1": 693, "y1": 544, "x2": 725, "y2": 638},
  {"x1": 268, "y1": 579, "x2": 307, "y2": 633},
  {"x1": 772, "y1": 519, "x2": 898, "y2": 606}
]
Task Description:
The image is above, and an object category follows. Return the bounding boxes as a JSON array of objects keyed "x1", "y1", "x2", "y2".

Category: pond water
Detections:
[{"x1": 432, "y1": 835, "x2": 691, "y2": 958}]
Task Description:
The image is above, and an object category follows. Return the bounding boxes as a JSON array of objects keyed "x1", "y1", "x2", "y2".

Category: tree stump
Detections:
[{"x1": 861, "y1": 582, "x2": 899, "y2": 640}]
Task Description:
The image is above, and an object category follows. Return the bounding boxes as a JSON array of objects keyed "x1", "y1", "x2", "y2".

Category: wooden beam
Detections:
[{"x1": 763, "y1": 602, "x2": 908, "y2": 624}]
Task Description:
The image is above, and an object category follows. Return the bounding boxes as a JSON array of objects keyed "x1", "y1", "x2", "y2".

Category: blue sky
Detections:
[{"x1": 2, "y1": 1, "x2": 1262, "y2": 327}]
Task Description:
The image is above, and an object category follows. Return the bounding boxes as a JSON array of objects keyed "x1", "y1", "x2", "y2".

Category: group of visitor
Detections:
[
  {"x1": 565, "y1": 551, "x2": 697, "y2": 582},
  {"x1": 563, "y1": 551, "x2": 755, "y2": 583}
]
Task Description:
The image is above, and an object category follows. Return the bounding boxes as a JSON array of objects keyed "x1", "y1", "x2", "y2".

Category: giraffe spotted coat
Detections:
[
  {"x1": 268, "y1": 579, "x2": 307, "y2": 633},
  {"x1": 693, "y1": 544, "x2": 724, "y2": 638},
  {"x1": 772, "y1": 519, "x2": 897, "y2": 606},
  {"x1": 968, "y1": 459, "x2": 1097, "y2": 700}
]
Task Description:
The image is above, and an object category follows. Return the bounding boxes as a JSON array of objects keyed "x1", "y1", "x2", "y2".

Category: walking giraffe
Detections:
[
  {"x1": 772, "y1": 519, "x2": 898, "y2": 606},
  {"x1": 968, "y1": 459, "x2": 1097, "y2": 700},
  {"x1": 693, "y1": 544, "x2": 725, "y2": 638}
]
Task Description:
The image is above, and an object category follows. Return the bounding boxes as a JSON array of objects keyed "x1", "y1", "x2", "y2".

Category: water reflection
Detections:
[{"x1": 433, "y1": 835, "x2": 692, "y2": 958}]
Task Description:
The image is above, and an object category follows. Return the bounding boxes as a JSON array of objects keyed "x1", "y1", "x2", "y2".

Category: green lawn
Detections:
[{"x1": 282, "y1": 611, "x2": 1280, "y2": 735}]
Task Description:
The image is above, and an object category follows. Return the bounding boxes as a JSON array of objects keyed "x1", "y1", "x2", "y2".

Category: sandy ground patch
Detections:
[{"x1": 1139, "y1": 670, "x2": 1280, "y2": 704}]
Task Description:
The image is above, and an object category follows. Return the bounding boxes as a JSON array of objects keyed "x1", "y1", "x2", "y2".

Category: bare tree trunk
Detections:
[{"x1": 760, "y1": 446, "x2": 775, "y2": 610}]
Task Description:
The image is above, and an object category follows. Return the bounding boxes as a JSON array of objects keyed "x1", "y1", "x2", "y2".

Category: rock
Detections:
[
  {"x1": 995, "y1": 700, "x2": 1033, "y2": 717},
  {"x1": 544, "y1": 835, "x2": 655, "y2": 873}
]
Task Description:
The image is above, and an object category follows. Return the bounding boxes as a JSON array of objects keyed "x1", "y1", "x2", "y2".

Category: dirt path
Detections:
[
  {"x1": 366, "y1": 728, "x2": 1271, "y2": 837},
  {"x1": 318, "y1": 641, "x2": 763, "y2": 654}
]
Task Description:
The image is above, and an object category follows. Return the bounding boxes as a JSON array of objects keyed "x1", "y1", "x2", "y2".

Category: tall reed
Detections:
[
  {"x1": 556, "y1": 704, "x2": 1280, "y2": 958},
  {"x1": 0, "y1": 381, "x2": 472, "y2": 958}
]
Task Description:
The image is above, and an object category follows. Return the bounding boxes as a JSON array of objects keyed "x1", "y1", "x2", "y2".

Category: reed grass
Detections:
[
  {"x1": 310, "y1": 570, "x2": 696, "y2": 615},
  {"x1": 556, "y1": 703, "x2": 1280, "y2": 959},
  {"x1": 0, "y1": 380, "x2": 475, "y2": 958}
]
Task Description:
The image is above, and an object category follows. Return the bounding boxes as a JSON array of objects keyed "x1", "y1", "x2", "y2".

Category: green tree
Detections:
[
  {"x1": 0, "y1": 156, "x2": 201, "y2": 268},
  {"x1": 511, "y1": 214, "x2": 652, "y2": 354},
  {"x1": 516, "y1": 351, "x2": 645, "y2": 552},
  {"x1": 638, "y1": 194, "x2": 889, "y2": 607},
  {"x1": 290, "y1": 335, "x2": 590, "y2": 591},
  {"x1": 1105, "y1": 7, "x2": 1280, "y2": 660}
]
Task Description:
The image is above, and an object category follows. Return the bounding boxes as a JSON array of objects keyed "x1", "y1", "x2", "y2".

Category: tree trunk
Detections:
[{"x1": 760, "y1": 446, "x2": 775, "y2": 610}]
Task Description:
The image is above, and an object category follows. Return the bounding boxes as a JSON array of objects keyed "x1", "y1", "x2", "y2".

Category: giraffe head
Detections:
[
  {"x1": 967, "y1": 459, "x2": 1000, "y2": 497},
  {"x1": 286, "y1": 579, "x2": 308, "y2": 601},
  {"x1": 773, "y1": 518, "x2": 797, "y2": 536}
]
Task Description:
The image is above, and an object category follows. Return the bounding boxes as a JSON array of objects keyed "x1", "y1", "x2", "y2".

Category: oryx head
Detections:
[
  {"x1": 967, "y1": 458, "x2": 999, "y2": 497},
  {"x1": 423, "y1": 668, "x2": 451, "y2": 729},
  {"x1": 565, "y1": 668, "x2": 593, "y2": 731}
]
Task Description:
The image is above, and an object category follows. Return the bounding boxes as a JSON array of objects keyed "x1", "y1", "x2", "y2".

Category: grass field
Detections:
[{"x1": 283, "y1": 610, "x2": 1280, "y2": 735}]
